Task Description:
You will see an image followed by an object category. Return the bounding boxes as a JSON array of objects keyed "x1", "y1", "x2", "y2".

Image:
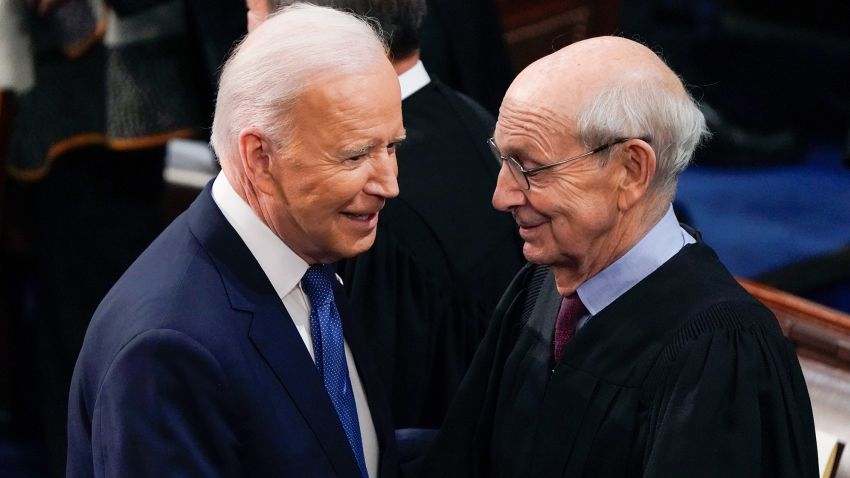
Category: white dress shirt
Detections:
[
  {"x1": 398, "y1": 60, "x2": 431, "y2": 101},
  {"x1": 211, "y1": 172, "x2": 378, "y2": 477}
]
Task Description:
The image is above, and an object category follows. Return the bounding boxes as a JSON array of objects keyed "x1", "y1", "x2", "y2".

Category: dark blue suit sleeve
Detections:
[{"x1": 91, "y1": 329, "x2": 240, "y2": 477}]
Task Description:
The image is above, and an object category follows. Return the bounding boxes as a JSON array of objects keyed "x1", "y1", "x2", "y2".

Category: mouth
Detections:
[
  {"x1": 343, "y1": 212, "x2": 377, "y2": 220},
  {"x1": 514, "y1": 213, "x2": 547, "y2": 238},
  {"x1": 515, "y1": 215, "x2": 545, "y2": 230},
  {"x1": 341, "y1": 211, "x2": 380, "y2": 228},
  {"x1": 518, "y1": 223, "x2": 543, "y2": 239}
]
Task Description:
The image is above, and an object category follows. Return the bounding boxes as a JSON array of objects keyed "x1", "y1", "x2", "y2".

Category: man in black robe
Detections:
[
  {"x1": 418, "y1": 36, "x2": 819, "y2": 477},
  {"x1": 248, "y1": 0, "x2": 525, "y2": 429}
]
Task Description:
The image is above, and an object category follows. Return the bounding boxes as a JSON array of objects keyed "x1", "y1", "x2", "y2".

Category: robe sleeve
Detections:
[
  {"x1": 643, "y1": 304, "x2": 819, "y2": 478},
  {"x1": 338, "y1": 223, "x2": 449, "y2": 427},
  {"x1": 413, "y1": 264, "x2": 537, "y2": 478}
]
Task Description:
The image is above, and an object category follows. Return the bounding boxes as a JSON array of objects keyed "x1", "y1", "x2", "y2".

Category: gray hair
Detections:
[
  {"x1": 210, "y1": 3, "x2": 388, "y2": 162},
  {"x1": 576, "y1": 77, "x2": 709, "y2": 200}
]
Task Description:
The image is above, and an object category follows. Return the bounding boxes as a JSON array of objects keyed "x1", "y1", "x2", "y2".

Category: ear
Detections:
[
  {"x1": 246, "y1": 0, "x2": 270, "y2": 32},
  {"x1": 238, "y1": 127, "x2": 277, "y2": 195},
  {"x1": 616, "y1": 139, "x2": 656, "y2": 211}
]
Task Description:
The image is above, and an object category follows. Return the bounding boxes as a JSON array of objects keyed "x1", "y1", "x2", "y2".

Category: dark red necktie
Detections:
[{"x1": 552, "y1": 293, "x2": 586, "y2": 363}]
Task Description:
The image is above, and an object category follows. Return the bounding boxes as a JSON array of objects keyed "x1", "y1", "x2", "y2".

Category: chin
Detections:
[
  {"x1": 522, "y1": 242, "x2": 552, "y2": 265},
  {"x1": 341, "y1": 234, "x2": 377, "y2": 259}
]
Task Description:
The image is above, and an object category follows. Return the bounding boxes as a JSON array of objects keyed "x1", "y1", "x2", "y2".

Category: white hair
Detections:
[
  {"x1": 210, "y1": 3, "x2": 388, "y2": 162},
  {"x1": 576, "y1": 76, "x2": 710, "y2": 200}
]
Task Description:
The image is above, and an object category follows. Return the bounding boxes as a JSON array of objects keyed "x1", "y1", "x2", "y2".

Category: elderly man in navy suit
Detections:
[{"x1": 67, "y1": 4, "x2": 404, "y2": 477}]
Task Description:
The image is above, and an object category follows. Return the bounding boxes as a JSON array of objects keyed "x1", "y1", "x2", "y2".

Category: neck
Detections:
[
  {"x1": 392, "y1": 50, "x2": 420, "y2": 76},
  {"x1": 552, "y1": 199, "x2": 668, "y2": 296},
  {"x1": 222, "y1": 163, "x2": 265, "y2": 224}
]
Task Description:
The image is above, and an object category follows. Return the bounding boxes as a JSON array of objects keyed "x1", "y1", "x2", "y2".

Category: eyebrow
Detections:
[
  {"x1": 340, "y1": 132, "x2": 407, "y2": 158},
  {"x1": 342, "y1": 144, "x2": 373, "y2": 158}
]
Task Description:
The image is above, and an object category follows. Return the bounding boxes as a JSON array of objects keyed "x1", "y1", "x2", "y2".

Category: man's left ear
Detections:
[{"x1": 617, "y1": 139, "x2": 656, "y2": 211}]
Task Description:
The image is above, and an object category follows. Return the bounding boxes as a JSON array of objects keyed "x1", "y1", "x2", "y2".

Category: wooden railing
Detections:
[{"x1": 738, "y1": 278, "x2": 850, "y2": 371}]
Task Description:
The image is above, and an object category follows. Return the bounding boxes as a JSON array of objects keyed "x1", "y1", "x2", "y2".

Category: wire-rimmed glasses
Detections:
[{"x1": 487, "y1": 137, "x2": 648, "y2": 190}]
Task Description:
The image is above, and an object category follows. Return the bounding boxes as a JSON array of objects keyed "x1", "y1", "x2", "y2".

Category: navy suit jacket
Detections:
[{"x1": 67, "y1": 184, "x2": 399, "y2": 477}]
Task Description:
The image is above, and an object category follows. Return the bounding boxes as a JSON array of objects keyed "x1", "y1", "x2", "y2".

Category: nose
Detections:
[
  {"x1": 492, "y1": 160, "x2": 525, "y2": 212},
  {"x1": 365, "y1": 152, "x2": 399, "y2": 199}
]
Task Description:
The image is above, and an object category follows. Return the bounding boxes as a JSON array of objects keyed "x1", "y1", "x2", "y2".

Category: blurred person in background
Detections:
[
  {"x1": 418, "y1": 0, "x2": 513, "y2": 116},
  {"x1": 0, "y1": 0, "x2": 244, "y2": 475}
]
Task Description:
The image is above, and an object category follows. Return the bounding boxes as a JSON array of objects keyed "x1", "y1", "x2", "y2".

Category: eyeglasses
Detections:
[{"x1": 487, "y1": 137, "x2": 648, "y2": 190}]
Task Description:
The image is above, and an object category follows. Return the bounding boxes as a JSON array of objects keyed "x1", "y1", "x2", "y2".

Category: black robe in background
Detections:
[
  {"x1": 417, "y1": 241, "x2": 819, "y2": 477},
  {"x1": 420, "y1": 0, "x2": 514, "y2": 115},
  {"x1": 337, "y1": 80, "x2": 524, "y2": 429}
]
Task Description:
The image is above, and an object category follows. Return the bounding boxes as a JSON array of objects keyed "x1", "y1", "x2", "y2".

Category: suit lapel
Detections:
[
  {"x1": 186, "y1": 184, "x2": 363, "y2": 478},
  {"x1": 248, "y1": 301, "x2": 363, "y2": 478}
]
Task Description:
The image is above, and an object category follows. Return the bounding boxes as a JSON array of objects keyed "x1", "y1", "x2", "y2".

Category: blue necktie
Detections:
[{"x1": 302, "y1": 265, "x2": 367, "y2": 478}]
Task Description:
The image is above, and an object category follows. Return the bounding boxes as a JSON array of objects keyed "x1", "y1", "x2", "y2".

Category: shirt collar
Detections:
[
  {"x1": 398, "y1": 60, "x2": 431, "y2": 100},
  {"x1": 211, "y1": 172, "x2": 308, "y2": 300},
  {"x1": 577, "y1": 205, "x2": 695, "y2": 315}
]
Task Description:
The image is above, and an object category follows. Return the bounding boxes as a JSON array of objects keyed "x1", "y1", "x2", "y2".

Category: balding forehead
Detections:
[
  {"x1": 506, "y1": 36, "x2": 686, "y2": 114},
  {"x1": 549, "y1": 36, "x2": 671, "y2": 75}
]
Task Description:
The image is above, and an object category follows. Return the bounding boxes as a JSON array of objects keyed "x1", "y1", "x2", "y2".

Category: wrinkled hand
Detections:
[{"x1": 27, "y1": 0, "x2": 69, "y2": 16}]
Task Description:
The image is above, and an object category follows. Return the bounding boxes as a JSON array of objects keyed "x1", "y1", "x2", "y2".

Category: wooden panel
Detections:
[{"x1": 495, "y1": 0, "x2": 621, "y2": 72}]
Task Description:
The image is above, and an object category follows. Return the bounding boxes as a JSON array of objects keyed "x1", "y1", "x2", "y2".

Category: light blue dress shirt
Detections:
[{"x1": 575, "y1": 205, "x2": 695, "y2": 328}]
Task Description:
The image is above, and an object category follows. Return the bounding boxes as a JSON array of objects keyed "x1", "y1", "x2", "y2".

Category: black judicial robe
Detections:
[
  {"x1": 337, "y1": 80, "x2": 524, "y2": 428},
  {"x1": 418, "y1": 241, "x2": 819, "y2": 478}
]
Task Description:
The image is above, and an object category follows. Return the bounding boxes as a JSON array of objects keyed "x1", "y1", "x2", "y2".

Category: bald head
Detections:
[
  {"x1": 513, "y1": 37, "x2": 684, "y2": 110},
  {"x1": 501, "y1": 36, "x2": 707, "y2": 199}
]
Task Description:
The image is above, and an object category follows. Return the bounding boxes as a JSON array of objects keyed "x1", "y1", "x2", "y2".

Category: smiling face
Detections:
[
  {"x1": 491, "y1": 98, "x2": 624, "y2": 284},
  {"x1": 491, "y1": 36, "x2": 687, "y2": 293},
  {"x1": 262, "y1": 61, "x2": 404, "y2": 264},
  {"x1": 490, "y1": 49, "x2": 635, "y2": 293}
]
